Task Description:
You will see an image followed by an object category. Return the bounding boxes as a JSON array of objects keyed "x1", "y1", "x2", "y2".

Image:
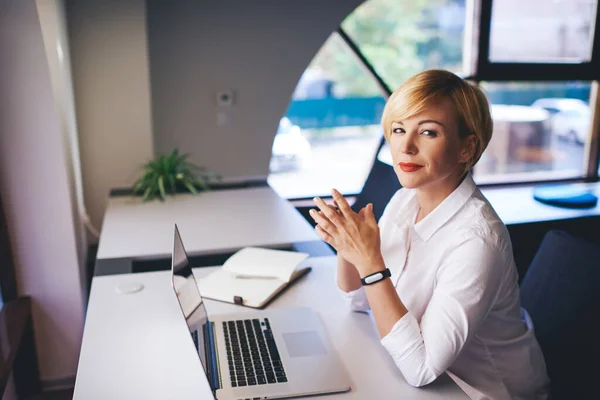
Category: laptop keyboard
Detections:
[{"x1": 224, "y1": 318, "x2": 287, "y2": 387}]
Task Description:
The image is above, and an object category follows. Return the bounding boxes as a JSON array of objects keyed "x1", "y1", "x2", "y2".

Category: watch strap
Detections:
[{"x1": 360, "y1": 268, "x2": 391, "y2": 286}]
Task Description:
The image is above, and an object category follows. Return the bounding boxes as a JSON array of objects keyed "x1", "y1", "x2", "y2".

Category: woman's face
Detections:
[{"x1": 388, "y1": 97, "x2": 471, "y2": 193}]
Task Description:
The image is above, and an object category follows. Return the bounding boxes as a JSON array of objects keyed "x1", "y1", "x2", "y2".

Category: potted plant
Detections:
[{"x1": 132, "y1": 149, "x2": 219, "y2": 201}]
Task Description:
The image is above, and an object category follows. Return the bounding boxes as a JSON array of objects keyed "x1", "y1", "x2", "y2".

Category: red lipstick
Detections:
[{"x1": 399, "y1": 162, "x2": 424, "y2": 172}]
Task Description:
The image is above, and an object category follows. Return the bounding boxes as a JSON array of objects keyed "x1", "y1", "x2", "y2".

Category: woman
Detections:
[{"x1": 309, "y1": 70, "x2": 550, "y2": 399}]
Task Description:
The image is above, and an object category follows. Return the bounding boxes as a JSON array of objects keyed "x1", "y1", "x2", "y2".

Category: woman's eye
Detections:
[
  {"x1": 392, "y1": 127, "x2": 405, "y2": 134},
  {"x1": 421, "y1": 130, "x2": 437, "y2": 137}
]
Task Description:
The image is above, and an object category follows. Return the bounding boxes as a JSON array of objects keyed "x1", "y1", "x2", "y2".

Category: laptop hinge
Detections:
[{"x1": 204, "y1": 321, "x2": 222, "y2": 391}]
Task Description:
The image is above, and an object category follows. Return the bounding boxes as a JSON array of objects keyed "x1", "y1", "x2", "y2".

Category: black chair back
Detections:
[
  {"x1": 520, "y1": 230, "x2": 600, "y2": 399},
  {"x1": 352, "y1": 158, "x2": 401, "y2": 222}
]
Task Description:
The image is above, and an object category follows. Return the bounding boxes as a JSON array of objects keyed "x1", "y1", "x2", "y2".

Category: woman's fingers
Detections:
[
  {"x1": 309, "y1": 209, "x2": 336, "y2": 234},
  {"x1": 310, "y1": 210, "x2": 337, "y2": 247},
  {"x1": 366, "y1": 203, "x2": 377, "y2": 225},
  {"x1": 313, "y1": 196, "x2": 340, "y2": 221},
  {"x1": 330, "y1": 189, "x2": 353, "y2": 217},
  {"x1": 358, "y1": 207, "x2": 367, "y2": 220},
  {"x1": 315, "y1": 225, "x2": 334, "y2": 245}
]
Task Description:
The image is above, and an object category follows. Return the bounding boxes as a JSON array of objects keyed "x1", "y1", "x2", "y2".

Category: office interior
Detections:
[{"x1": 1, "y1": 0, "x2": 599, "y2": 399}]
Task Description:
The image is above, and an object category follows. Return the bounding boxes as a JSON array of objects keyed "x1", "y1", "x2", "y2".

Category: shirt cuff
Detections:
[
  {"x1": 337, "y1": 285, "x2": 370, "y2": 312},
  {"x1": 380, "y1": 311, "x2": 422, "y2": 359}
]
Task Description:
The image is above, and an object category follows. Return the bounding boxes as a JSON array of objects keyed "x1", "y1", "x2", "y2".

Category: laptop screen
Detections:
[{"x1": 171, "y1": 225, "x2": 211, "y2": 381}]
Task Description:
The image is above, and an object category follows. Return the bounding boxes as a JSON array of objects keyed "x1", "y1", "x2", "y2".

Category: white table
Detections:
[
  {"x1": 480, "y1": 183, "x2": 600, "y2": 225},
  {"x1": 74, "y1": 256, "x2": 467, "y2": 399},
  {"x1": 96, "y1": 186, "x2": 318, "y2": 260}
]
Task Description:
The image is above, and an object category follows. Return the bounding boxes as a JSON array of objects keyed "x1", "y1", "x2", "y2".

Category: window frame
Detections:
[
  {"x1": 336, "y1": 27, "x2": 392, "y2": 160},
  {"x1": 475, "y1": 0, "x2": 600, "y2": 82}
]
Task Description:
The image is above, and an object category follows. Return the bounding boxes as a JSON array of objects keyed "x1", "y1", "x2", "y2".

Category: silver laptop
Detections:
[{"x1": 170, "y1": 224, "x2": 351, "y2": 399}]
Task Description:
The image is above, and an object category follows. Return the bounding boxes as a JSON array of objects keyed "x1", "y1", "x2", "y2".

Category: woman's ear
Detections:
[{"x1": 460, "y1": 134, "x2": 477, "y2": 164}]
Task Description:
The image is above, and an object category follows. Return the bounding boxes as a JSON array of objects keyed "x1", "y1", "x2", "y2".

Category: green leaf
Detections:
[
  {"x1": 183, "y1": 181, "x2": 198, "y2": 195},
  {"x1": 142, "y1": 187, "x2": 152, "y2": 201},
  {"x1": 158, "y1": 176, "x2": 166, "y2": 200},
  {"x1": 167, "y1": 174, "x2": 176, "y2": 193},
  {"x1": 167, "y1": 149, "x2": 177, "y2": 166},
  {"x1": 148, "y1": 160, "x2": 160, "y2": 171}
]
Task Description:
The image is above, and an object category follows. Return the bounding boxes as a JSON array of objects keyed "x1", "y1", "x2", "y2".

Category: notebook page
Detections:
[
  {"x1": 222, "y1": 247, "x2": 309, "y2": 283},
  {"x1": 197, "y1": 269, "x2": 285, "y2": 308}
]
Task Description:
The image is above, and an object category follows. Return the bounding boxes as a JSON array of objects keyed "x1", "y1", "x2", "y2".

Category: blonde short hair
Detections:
[{"x1": 381, "y1": 69, "x2": 493, "y2": 171}]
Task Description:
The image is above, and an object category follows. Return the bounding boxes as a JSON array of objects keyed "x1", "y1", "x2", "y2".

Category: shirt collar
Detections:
[
  {"x1": 409, "y1": 174, "x2": 477, "y2": 242},
  {"x1": 392, "y1": 190, "x2": 420, "y2": 231}
]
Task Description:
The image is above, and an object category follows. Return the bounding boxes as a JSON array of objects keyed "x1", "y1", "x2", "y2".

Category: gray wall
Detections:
[
  {"x1": 67, "y1": 0, "x2": 154, "y2": 231},
  {"x1": 0, "y1": 0, "x2": 85, "y2": 384},
  {"x1": 66, "y1": 0, "x2": 362, "y2": 236},
  {"x1": 147, "y1": 0, "x2": 363, "y2": 180}
]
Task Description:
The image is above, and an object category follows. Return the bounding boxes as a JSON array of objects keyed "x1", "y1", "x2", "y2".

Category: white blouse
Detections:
[{"x1": 339, "y1": 174, "x2": 550, "y2": 400}]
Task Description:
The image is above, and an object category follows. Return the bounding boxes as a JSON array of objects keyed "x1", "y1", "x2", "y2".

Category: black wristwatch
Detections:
[{"x1": 360, "y1": 268, "x2": 391, "y2": 286}]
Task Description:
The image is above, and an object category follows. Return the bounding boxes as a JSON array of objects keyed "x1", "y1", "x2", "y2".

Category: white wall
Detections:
[
  {"x1": 66, "y1": 0, "x2": 154, "y2": 232},
  {"x1": 0, "y1": 0, "x2": 84, "y2": 384},
  {"x1": 147, "y1": 0, "x2": 363, "y2": 180},
  {"x1": 36, "y1": 0, "x2": 88, "y2": 320}
]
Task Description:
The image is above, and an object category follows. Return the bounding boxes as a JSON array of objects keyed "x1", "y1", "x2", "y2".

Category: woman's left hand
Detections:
[{"x1": 310, "y1": 189, "x2": 384, "y2": 277}]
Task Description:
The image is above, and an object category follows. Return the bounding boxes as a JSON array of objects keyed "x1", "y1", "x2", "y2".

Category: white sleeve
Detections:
[
  {"x1": 335, "y1": 267, "x2": 371, "y2": 312},
  {"x1": 380, "y1": 235, "x2": 506, "y2": 387}
]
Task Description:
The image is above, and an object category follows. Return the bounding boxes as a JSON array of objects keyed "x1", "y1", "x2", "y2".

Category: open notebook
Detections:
[{"x1": 188, "y1": 247, "x2": 310, "y2": 308}]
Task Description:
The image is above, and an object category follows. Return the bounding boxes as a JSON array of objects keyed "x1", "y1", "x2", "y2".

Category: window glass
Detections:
[
  {"x1": 474, "y1": 81, "x2": 592, "y2": 184},
  {"x1": 489, "y1": 0, "x2": 597, "y2": 63},
  {"x1": 267, "y1": 33, "x2": 384, "y2": 199},
  {"x1": 342, "y1": 0, "x2": 467, "y2": 90}
]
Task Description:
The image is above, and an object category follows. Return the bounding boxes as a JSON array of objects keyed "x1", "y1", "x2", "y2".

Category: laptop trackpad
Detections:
[{"x1": 282, "y1": 331, "x2": 327, "y2": 358}]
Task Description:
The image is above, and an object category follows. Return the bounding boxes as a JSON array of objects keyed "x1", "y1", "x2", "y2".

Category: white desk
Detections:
[
  {"x1": 480, "y1": 183, "x2": 600, "y2": 225},
  {"x1": 97, "y1": 186, "x2": 318, "y2": 260},
  {"x1": 74, "y1": 256, "x2": 467, "y2": 399}
]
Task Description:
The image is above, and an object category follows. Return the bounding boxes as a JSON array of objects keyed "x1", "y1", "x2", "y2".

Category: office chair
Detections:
[
  {"x1": 520, "y1": 230, "x2": 600, "y2": 400},
  {"x1": 352, "y1": 158, "x2": 401, "y2": 222}
]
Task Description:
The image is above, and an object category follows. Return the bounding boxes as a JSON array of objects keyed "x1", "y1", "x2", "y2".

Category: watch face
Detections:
[{"x1": 364, "y1": 272, "x2": 384, "y2": 284}]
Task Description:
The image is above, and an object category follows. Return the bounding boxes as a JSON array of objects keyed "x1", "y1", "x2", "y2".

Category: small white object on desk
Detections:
[{"x1": 115, "y1": 282, "x2": 144, "y2": 294}]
